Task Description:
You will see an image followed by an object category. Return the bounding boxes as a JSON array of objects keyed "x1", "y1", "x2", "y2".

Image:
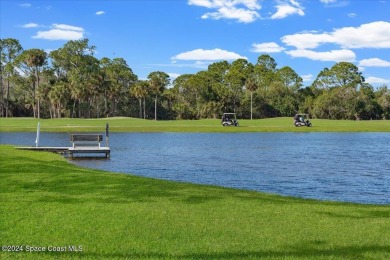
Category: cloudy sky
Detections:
[{"x1": 1, "y1": 0, "x2": 389, "y2": 86}]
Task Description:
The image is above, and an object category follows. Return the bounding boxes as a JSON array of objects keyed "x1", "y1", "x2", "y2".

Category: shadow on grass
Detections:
[
  {"x1": 10, "y1": 243, "x2": 389, "y2": 259},
  {"x1": 318, "y1": 209, "x2": 390, "y2": 219}
]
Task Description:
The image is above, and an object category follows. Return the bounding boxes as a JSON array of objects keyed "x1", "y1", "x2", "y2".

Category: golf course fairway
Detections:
[{"x1": 1, "y1": 117, "x2": 390, "y2": 132}]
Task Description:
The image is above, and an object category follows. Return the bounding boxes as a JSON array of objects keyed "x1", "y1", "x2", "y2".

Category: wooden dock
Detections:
[
  {"x1": 68, "y1": 146, "x2": 110, "y2": 158},
  {"x1": 17, "y1": 125, "x2": 111, "y2": 159},
  {"x1": 16, "y1": 146, "x2": 110, "y2": 158}
]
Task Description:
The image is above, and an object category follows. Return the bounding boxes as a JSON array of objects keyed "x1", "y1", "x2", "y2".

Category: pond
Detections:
[{"x1": 1, "y1": 132, "x2": 389, "y2": 205}]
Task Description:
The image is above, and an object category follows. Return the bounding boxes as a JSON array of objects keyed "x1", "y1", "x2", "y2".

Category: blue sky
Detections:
[{"x1": 1, "y1": 0, "x2": 390, "y2": 87}]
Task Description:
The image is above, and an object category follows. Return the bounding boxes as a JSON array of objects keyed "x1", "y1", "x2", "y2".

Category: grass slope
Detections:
[
  {"x1": 1, "y1": 145, "x2": 389, "y2": 259},
  {"x1": 1, "y1": 117, "x2": 390, "y2": 132}
]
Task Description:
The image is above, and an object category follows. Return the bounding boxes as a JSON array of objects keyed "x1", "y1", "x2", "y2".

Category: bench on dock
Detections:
[
  {"x1": 70, "y1": 134, "x2": 103, "y2": 148},
  {"x1": 69, "y1": 134, "x2": 110, "y2": 158}
]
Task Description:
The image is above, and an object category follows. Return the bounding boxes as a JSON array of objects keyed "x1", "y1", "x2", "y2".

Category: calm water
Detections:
[{"x1": 1, "y1": 132, "x2": 389, "y2": 204}]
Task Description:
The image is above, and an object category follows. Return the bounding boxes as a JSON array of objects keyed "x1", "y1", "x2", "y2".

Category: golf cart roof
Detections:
[
  {"x1": 223, "y1": 113, "x2": 236, "y2": 115},
  {"x1": 295, "y1": 113, "x2": 309, "y2": 117}
]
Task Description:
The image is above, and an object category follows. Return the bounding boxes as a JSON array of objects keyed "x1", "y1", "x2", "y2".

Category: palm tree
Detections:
[
  {"x1": 147, "y1": 71, "x2": 170, "y2": 120},
  {"x1": 0, "y1": 38, "x2": 23, "y2": 117},
  {"x1": 130, "y1": 80, "x2": 149, "y2": 119},
  {"x1": 245, "y1": 75, "x2": 258, "y2": 120},
  {"x1": 16, "y1": 49, "x2": 47, "y2": 118}
]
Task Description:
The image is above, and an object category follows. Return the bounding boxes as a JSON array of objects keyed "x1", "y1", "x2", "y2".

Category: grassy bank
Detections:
[
  {"x1": 1, "y1": 145, "x2": 389, "y2": 259},
  {"x1": 1, "y1": 117, "x2": 390, "y2": 132}
]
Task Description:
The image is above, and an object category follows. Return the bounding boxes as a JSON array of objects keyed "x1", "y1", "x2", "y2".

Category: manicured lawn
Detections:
[
  {"x1": 1, "y1": 145, "x2": 389, "y2": 259},
  {"x1": 1, "y1": 117, "x2": 390, "y2": 132}
]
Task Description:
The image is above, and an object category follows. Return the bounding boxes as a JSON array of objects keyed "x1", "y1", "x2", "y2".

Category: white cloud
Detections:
[
  {"x1": 188, "y1": 0, "x2": 261, "y2": 10},
  {"x1": 189, "y1": 0, "x2": 309, "y2": 21},
  {"x1": 188, "y1": 0, "x2": 261, "y2": 23},
  {"x1": 172, "y1": 48, "x2": 247, "y2": 61},
  {"x1": 201, "y1": 7, "x2": 260, "y2": 23},
  {"x1": 333, "y1": 21, "x2": 390, "y2": 48},
  {"x1": 347, "y1": 13, "x2": 356, "y2": 18},
  {"x1": 32, "y1": 24, "x2": 84, "y2": 40},
  {"x1": 22, "y1": 23, "x2": 39, "y2": 28},
  {"x1": 96, "y1": 11, "x2": 105, "y2": 15},
  {"x1": 52, "y1": 24, "x2": 84, "y2": 32},
  {"x1": 365, "y1": 77, "x2": 390, "y2": 85},
  {"x1": 281, "y1": 21, "x2": 390, "y2": 49},
  {"x1": 285, "y1": 49, "x2": 356, "y2": 62},
  {"x1": 359, "y1": 58, "x2": 390, "y2": 67},
  {"x1": 143, "y1": 61, "x2": 211, "y2": 70},
  {"x1": 301, "y1": 74, "x2": 313, "y2": 82},
  {"x1": 19, "y1": 3, "x2": 32, "y2": 8},
  {"x1": 320, "y1": 0, "x2": 337, "y2": 3},
  {"x1": 282, "y1": 32, "x2": 333, "y2": 49},
  {"x1": 320, "y1": 0, "x2": 349, "y2": 7},
  {"x1": 168, "y1": 73, "x2": 181, "y2": 80},
  {"x1": 188, "y1": 0, "x2": 214, "y2": 8},
  {"x1": 251, "y1": 42, "x2": 285, "y2": 53},
  {"x1": 271, "y1": 0, "x2": 304, "y2": 19},
  {"x1": 33, "y1": 30, "x2": 84, "y2": 41}
]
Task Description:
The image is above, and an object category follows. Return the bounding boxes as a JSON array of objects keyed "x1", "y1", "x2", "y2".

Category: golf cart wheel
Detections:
[
  {"x1": 235, "y1": 123, "x2": 239, "y2": 126},
  {"x1": 223, "y1": 123, "x2": 227, "y2": 126}
]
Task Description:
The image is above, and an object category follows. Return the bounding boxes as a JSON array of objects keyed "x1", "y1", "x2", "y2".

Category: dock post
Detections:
[
  {"x1": 105, "y1": 123, "x2": 109, "y2": 147},
  {"x1": 35, "y1": 122, "x2": 40, "y2": 147}
]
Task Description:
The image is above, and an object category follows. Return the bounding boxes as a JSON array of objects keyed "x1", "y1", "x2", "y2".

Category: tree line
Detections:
[{"x1": 1, "y1": 38, "x2": 389, "y2": 120}]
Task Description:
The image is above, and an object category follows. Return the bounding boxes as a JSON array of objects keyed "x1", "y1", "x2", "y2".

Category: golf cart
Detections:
[
  {"x1": 293, "y1": 114, "x2": 312, "y2": 127},
  {"x1": 222, "y1": 113, "x2": 239, "y2": 126}
]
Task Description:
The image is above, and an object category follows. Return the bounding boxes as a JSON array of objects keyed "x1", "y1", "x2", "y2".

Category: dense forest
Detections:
[{"x1": 1, "y1": 38, "x2": 389, "y2": 120}]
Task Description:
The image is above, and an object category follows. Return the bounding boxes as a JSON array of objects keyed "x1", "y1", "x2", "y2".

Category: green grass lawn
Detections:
[
  {"x1": 1, "y1": 117, "x2": 390, "y2": 132},
  {"x1": 1, "y1": 145, "x2": 389, "y2": 259}
]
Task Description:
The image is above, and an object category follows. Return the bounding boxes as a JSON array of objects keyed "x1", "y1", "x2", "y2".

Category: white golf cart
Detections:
[
  {"x1": 293, "y1": 114, "x2": 312, "y2": 127},
  {"x1": 222, "y1": 113, "x2": 239, "y2": 126}
]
